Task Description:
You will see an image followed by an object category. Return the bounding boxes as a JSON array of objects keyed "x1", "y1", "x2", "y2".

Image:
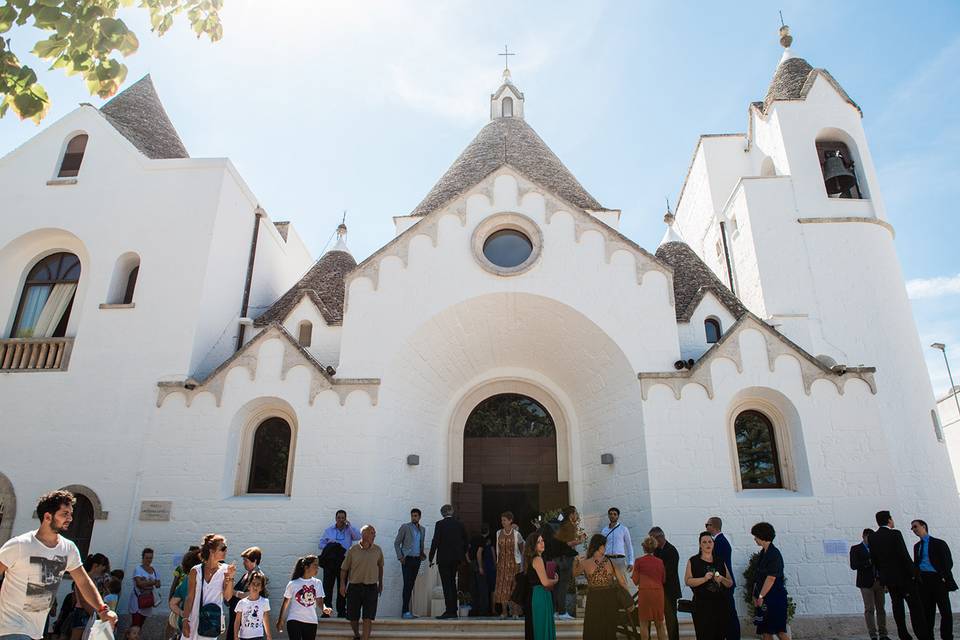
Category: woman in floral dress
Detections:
[{"x1": 493, "y1": 512, "x2": 524, "y2": 618}]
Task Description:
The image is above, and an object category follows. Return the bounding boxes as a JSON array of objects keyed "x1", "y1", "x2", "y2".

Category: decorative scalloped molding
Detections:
[
  {"x1": 639, "y1": 314, "x2": 876, "y2": 400},
  {"x1": 345, "y1": 166, "x2": 674, "y2": 305},
  {"x1": 156, "y1": 325, "x2": 379, "y2": 408}
]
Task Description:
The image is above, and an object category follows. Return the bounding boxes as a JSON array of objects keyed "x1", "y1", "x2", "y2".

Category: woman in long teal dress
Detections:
[
  {"x1": 522, "y1": 531, "x2": 558, "y2": 640},
  {"x1": 751, "y1": 522, "x2": 790, "y2": 640}
]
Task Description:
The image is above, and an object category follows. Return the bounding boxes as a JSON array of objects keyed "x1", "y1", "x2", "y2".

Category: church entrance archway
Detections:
[{"x1": 453, "y1": 393, "x2": 568, "y2": 537}]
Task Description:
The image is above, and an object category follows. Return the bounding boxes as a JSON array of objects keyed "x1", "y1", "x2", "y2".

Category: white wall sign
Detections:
[{"x1": 823, "y1": 539, "x2": 848, "y2": 556}]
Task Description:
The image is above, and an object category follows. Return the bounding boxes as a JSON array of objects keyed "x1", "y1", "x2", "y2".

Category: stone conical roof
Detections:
[
  {"x1": 655, "y1": 241, "x2": 746, "y2": 322},
  {"x1": 763, "y1": 56, "x2": 815, "y2": 110},
  {"x1": 254, "y1": 249, "x2": 357, "y2": 327},
  {"x1": 410, "y1": 117, "x2": 607, "y2": 216},
  {"x1": 100, "y1": 75, "x2": 189, "y2": 159}
]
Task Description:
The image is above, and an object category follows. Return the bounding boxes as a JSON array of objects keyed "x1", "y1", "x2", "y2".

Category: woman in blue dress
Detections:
[{"x1": 751, "y1": 522, "x2": 790, "y2": 639}]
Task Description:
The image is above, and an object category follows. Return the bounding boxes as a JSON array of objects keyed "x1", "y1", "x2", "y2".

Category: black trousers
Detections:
[
  {"x1": 889, "y1": 582, "x2": 932, "y2": 640},
  {"x1": 401, "y1": 556, "x2": 422, "y2": 614},
  {"x1": 322, "y1": 559, "x2": 346, "y2": 617},
  {"x1": 285, "y1": 620, "x2": 317, "y2": 640},
  {"x1": 438, "y1": 562, "x2": 459, "y2": 614},
  {"x1": 919, "y1": 573, "x2": 953, "y2": 640},
  {"x1": 663, "y1": 591, "x2": 679, "y2": 640}
]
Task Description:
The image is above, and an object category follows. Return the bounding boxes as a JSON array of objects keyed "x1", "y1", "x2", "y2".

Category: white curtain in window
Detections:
[
  {"x1": 32, "y1": 283, "x2": 77, "y2": 338},
  {"x1": 15, "y1": 286, "x2": 51, "y2": 337}
]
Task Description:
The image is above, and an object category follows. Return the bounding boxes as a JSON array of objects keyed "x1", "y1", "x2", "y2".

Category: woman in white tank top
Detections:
[{"x1": 182, "y1": 534, "x2": 236, "y2": 640}]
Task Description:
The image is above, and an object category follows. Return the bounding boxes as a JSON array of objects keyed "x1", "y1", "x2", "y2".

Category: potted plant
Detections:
[{"x1": 741, "y1": 552, "x2": 796, "y2": 622}]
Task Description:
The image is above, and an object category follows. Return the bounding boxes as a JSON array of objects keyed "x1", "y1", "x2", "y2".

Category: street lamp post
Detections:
[{"x1": 931, "y1": 342, "x2": 960, "y2": 424}]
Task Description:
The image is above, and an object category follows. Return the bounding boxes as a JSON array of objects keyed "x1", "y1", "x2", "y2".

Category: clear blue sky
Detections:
[{"x1": 3, "y1": 1, "x2": 958, "y2": 394}]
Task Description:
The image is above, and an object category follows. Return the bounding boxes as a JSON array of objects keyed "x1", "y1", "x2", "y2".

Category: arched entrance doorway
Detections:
[{"x1": 453, "y1": 393, "x2": 569, "y2": 537}]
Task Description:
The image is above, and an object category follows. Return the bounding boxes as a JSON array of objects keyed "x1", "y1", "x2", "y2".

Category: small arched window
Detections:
[
  {"x1": 123, "y1": 266, "x2": 139, "y2": 304},
  {"x1": 298, "y1": 321, "x2": 312, "y2": 347},
  {"x1": 705, "y1": 318, "x2": 721, "y2": 344},
  {"x1": 502, "y1": 97, "x2": 513, "y2": 118},
  {"x1": 247, "y1": 417, "x2": 292, "y2": 494},
  {"x1": 734, "y1": 410, "x2": 782, "y2": 489},
  {"x1": 58, "y1": 134, "x2": 89, "y2": 178},
  {"x1": 62, "y1": 493, "x2": 95, "y2": 558},
  {"x1": 12, "y1": 253, "x2": 81, "y2": 338},
  {"x1": 760, "y1": 156, "x2": 776, "y2": 177}
]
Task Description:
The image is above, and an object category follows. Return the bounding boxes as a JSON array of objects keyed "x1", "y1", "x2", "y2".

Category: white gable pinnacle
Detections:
[{"x1": 490, "y1": 68, "x2": 525, "y2": 120}]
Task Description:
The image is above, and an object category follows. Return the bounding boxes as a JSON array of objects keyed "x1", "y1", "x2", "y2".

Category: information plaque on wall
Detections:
[
  {"x1": 823, "y1": 539, "x2": 849, "y2": 556},
  {"x1": 139, "y1": 500, "x2": 172, "y2": 521}
]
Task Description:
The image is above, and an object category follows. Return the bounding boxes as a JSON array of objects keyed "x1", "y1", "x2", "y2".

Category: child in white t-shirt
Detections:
[{"x1": 233, "y1": 573, "x2": 271, "y2": 640}]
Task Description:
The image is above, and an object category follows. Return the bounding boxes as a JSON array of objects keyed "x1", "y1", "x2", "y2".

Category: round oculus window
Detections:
[{"x1": 482, "y1": 229, "x2": 533, "y2": 268}]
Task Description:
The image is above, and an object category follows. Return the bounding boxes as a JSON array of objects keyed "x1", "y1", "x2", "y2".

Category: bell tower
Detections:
[
  {"x1": 672, "y1": 23, "x2": 955, "y2": 505},
  {"x1": 490, "y1": 48, "x2": 524, "y2": 120}
]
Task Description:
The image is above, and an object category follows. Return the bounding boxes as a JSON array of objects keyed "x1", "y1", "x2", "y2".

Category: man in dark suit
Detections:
[
  {"x1": 869, "y1": 510, "x2": 931, "y2": 640},
  {"x1": 650, "y1": 526, "x2": 681, "y2": 640},
  {"x1": 851, "y1": 527, "x2": 888, "y2": 640},
  {"x1": 429, "y1": 503, "x2": 468, "y2": 619},
  {"x1": 910, "y1": 519, "x2": 956, "y2": 640},
  {"x1": 706, "y1": 516, "x2": 740, "y2": 640}
]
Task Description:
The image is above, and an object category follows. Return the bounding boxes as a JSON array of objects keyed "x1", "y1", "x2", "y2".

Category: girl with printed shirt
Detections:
[
  {"x1": 276, "y1": 556, "x2": 332, "y2": 640},
  {"x1": 233, "y1": 573, "x2": 272, "y2": 640}
]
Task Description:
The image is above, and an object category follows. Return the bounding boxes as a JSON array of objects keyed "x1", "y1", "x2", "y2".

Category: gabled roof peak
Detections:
[{"x1": 99, "y1": 74, "x2": 189, "y2": 159}]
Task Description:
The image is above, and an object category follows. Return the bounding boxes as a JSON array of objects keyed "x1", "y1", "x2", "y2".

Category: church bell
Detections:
[{"x1": 822, "y1": 151, "x2": 857, "y2": 195}]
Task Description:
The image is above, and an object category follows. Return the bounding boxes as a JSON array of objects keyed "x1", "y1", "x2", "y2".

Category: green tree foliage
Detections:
[
  {"x1": 0, "y1": 0, "x2": 223, "y2": 123},
  {"x1": 463, "y1": 393, "x2": 556, "y2": 438}
]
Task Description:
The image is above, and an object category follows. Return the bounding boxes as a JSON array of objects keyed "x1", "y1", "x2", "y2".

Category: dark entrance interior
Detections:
[
  {"x1": 482, "y1": 484, "x2": 538, "y2": 538},
  {"x1": 453, "y1": 393, "x2": 569, "y2": 536}
]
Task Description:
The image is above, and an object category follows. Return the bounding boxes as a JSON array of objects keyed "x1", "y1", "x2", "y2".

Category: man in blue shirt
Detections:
[
  {"x1": 393, "y1": 508, "x2": 426, "y2": 619},
  {"x1": 910, "y1": 520, "x2": 956, "y2": 640},
  {"x1": 319, "y1": 510, "x2": 361, "y2": 618}
]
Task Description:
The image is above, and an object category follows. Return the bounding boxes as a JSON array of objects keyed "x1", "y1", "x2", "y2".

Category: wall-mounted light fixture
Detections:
[{"x1": 601, "y1": 453, "x2": 614, "y2": 465}]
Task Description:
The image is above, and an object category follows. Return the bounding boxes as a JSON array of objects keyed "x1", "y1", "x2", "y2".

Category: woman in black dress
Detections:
[
  {"x1": 684, "y1": 531, "x2": 733, "y2": 640},
  {"x1": 751, "y1": 522, "x2": 789, "y2": 639}
]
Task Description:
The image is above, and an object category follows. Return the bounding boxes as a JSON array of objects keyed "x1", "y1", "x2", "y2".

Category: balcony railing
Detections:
[{"x1": 0, "y1": 338, "x2": 74, "y2": 372}]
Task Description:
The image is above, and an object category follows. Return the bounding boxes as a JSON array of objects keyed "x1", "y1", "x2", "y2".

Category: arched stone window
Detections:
[
  {"x1": 62, "y1": 493, "x2": 95, "y2": 559},
  {"x1": 12, "y1": 253, "x2": 81, "y2": 338},
  {"x1": 247, "y1": 417, "x2": 293, "y2": 494},
  {"x1": 0, "y1": 472, "x2": 16, "y2": 544},
  {"x1": 105, "y1": 253, "x2": 140, "y2": 305},
  {"x1": 705, "y1": 318, "x2": 721, "y2": 344},
  {"x1": 733, "y1": 410, "x2": 782, "y2": 489},
  {"x1": 502, "y1": 97, "x2": 513, "y2": 118},
  {"x1": 58, "y1": 134, "x2": 89, "y2": 178},
  {"x1": 815, "y1": 129, "x2": 867, "y2": 200},
  {"x1": 297, "y1": 320, "x2": 312, "y2": 347}
]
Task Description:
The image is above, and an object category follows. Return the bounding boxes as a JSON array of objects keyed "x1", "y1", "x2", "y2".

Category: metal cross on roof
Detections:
[{"x1": 498, "y1": 44, "x2": 516, "y2": 71}]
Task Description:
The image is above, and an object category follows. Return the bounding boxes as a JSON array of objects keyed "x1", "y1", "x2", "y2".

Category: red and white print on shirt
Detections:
[{"x1": 294, "y1": 584, "x2": 318, "y2": 608}]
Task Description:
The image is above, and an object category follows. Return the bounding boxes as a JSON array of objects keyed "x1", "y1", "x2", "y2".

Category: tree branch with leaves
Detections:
[{"x1": 0, "y1": 0, "x2": 223, "y2": 123}]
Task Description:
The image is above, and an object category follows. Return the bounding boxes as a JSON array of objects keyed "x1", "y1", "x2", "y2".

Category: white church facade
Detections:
[{"x1": 1, "y1": 27, "x2": 958, "y2": 624}]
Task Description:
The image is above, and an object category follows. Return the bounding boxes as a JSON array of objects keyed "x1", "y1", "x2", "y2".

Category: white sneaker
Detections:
[{"x1": 557, "y1": 613, "x2": 574, "y2": 621}]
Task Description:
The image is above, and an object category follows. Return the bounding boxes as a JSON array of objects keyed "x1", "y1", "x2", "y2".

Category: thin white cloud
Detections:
[{"x1": 907, "y1": 273, "x2": 960, "y2": 299}]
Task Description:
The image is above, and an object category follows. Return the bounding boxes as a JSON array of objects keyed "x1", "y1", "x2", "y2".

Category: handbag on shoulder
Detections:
[{"x1": 197, "y1": 567, "x2": 225, "y2": 637}]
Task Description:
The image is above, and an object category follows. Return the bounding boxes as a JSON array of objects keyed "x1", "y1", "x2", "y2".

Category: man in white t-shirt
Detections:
[{"x1": 0, "y1": 490, "x2": 118, "y2": 640}]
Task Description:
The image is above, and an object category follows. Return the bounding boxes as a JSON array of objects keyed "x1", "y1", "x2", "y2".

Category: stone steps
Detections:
[{"x1": 313, "y1": 616, "x2": 698, "y2": 639}]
